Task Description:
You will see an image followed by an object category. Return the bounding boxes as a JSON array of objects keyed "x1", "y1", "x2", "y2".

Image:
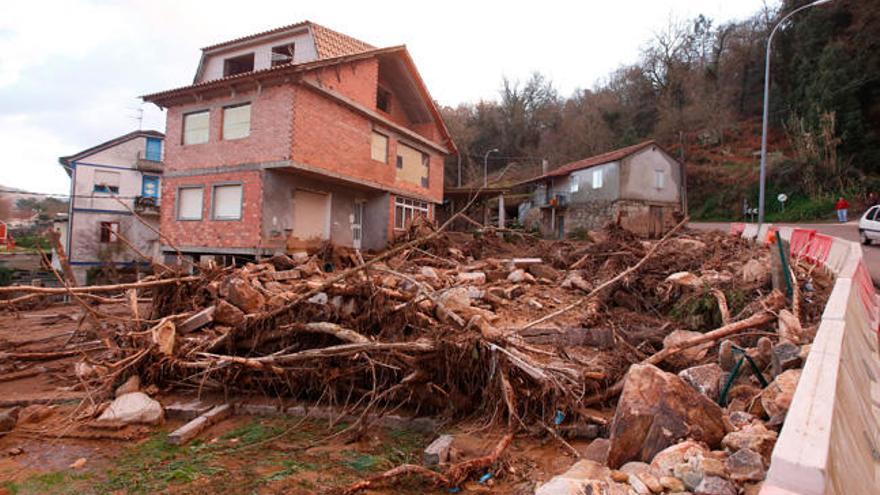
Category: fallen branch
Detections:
[{"x1": 711, "y1": 289, "x2": 731, "y2": 325}]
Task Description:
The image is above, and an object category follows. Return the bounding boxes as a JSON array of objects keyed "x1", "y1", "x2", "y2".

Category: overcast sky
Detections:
[{"x1": 0, "y1": 0, "x2": 773, "y2": 196}]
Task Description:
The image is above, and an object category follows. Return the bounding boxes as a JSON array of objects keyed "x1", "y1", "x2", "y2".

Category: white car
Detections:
[{"x1": 859, "y1": 205, "x2": 880, "y2": 244}]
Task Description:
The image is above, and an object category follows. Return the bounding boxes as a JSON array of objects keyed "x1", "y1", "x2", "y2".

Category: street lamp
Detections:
[
  {"x1": 483, "y1": 148, "x2": 499, "y2": 188},
  {"x1": 758, "y1": 0, "x2": 832, "y2": 228}
]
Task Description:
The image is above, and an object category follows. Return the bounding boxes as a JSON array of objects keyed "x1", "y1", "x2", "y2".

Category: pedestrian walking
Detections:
[{"x1": 835, "y1": 196, "x2": 850, "y2": 223}]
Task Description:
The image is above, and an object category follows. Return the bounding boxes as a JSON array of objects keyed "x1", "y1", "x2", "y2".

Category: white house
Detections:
[{"x1": 58, "y1": 130, "x2": 164, "y2": 284}]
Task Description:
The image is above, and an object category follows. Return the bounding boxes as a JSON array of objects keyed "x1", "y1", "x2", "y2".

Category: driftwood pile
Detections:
[{"x1": 0, "y1": 218, "x2": 831, "y2": 492}]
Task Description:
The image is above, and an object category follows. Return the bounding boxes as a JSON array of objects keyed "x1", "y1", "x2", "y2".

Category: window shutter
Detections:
[
  {"x1": 371, "y1": 133, "x2": 388, "y2": 162},
  {"x1": 183, "y1": 112, "x2": 210, "y2": 145},
  {"x1": 223, "y1": 104, "x2": 251, "y2": 140},
  {"x1": 178, "y1": 187, "x2": 203, "y2": 220},
  {"x1": 213, "y1": 185, "x2": 243, "y2": 219}
]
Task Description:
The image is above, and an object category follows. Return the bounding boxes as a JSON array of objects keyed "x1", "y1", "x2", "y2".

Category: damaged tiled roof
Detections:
[
  {"x1": 525, "y1": 140, "x2": 659, "y2": 183},
  {"x1": 309, "y1": 23, "x2": 376, "y2": 59}
]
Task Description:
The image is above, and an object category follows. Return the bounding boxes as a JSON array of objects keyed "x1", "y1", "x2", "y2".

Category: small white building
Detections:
[{"x1": 58, "y1": 130, "x2": 164, "y2": 284}]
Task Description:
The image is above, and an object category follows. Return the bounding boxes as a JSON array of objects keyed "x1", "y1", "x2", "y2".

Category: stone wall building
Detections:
[
  {"x1": 142, "y1": 21, "x2": 455, "y2": 261},
  {"x1": 519, "y1": 141, "x2": 685, "y2": 238}
]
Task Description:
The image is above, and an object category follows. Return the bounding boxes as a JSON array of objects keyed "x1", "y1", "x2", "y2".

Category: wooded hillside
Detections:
[{"x1": 441, "y1": 0, "x2": 879, "y2": 221}]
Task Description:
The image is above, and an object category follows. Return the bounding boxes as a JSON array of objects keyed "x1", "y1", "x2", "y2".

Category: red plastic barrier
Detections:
[
  {"x1": 805, "y1": 234, "x2": 833, "y2": 264},
  {"x1": 730, "y1": 223, "x2": 745, "y2": 236},
  {"x1": 789, "y1": 229, "x2": 816, "y2": 260},
  {"x1": 854, "y1": 261, "x2": 878, "y2": 316}
]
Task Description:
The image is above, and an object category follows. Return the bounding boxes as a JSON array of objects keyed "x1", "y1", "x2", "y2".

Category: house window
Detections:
[
  {"x1": 177, "y1": 186, "x2": 204, "y2": 220},
  {"x1": 655, "y1": 170, "x2": 665, "y2": 189},
  {"x1": 93, "y1": 170, "x2": 120, "y2": 194},
  {"x1": 99, "y1": 222, "x2": 119, "y2": 243},
  {"x1": 271, "y1": 43, "x2": 296, "y2": 66},
  {"x1": 145, "y1": 137, "x2": 162, "y2": 161},
  {"x1": 592, "y1": 169, "x2": 603, "y2": 189},
  {"x1": 394, "y1": 197, "x2": 430, "y2": 230},
  {"x1": 222, "y1": 103, "x2": 251, "y2": 140},
  {"x1": 396, "y1": 143, "x2": 429, "y2": 188},
  {"x1": 183, "y1": 111, "x2": 210, "y2": 145},
  {"x1": 371, "y1": 132, "x2": 388, "y2": 163},
  {"x1": 223, "y1": 53, "x2": 255, "y2": 77},
  {"x1": 212, "y1": 184, "x2": 243, "y2": 220},
  {"x1": 377, "y1": 87, "x2": 391, "y2": 113},
  {"x1": 570, "y1": 177, "x2": 579, "y2": 193}
]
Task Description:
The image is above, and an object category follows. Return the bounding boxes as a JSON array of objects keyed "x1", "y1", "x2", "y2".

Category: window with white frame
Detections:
[
  {"x1": 183, "y1": 111, "x2": 210, "y2": 145},
  {"x1": 591, "y1": 169, "x2": 603, "y2": 189},
  {"x1": 394, "y1": 197, "x2": 429, "y2": 230},
  {"x1": 93, "y1": 170, "x2": 120, "y2": 194},
  {"x1": 223, "y1": 103, "x2": 251, "y2": 140},
  {"x1": 654, "y1": 170, "x2": 665, "y2": 189},
  {"x1": 212, "y1": 184, "x2": 243, "y2": 220},
  {"x1": 177, "y1": 186, "x2": 204, "y2": 220},
  {"x1": 570, "y1": 176, "x2": 579, "y2": 193},
  {"x1": 371, "y1": 132, "x2": 388, "y2": 163}
]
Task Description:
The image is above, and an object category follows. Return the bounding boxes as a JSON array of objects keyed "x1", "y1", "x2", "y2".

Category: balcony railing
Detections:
[
  {"x1": 135, "y1": 150, "x2": 163, "y2": 172},
  {"x1": 134, "y1": 196, "x2": 160, "y2": 215}
]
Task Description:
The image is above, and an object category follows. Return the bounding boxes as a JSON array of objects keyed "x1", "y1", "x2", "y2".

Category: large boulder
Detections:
[
  {"x1": 679, "y1": 364, "x2": 724, "y2": 401},
  {"x1": 214, "y1": 299, "x2": 246, "y2": 327},
  {"x1": 650, "y1": 440, "x2": 710, "y2": 476},
  {"x1": 607, "y1": 364, "x2": 730, "y2": 468},
  {"x1": 97, "y1": 392, "x2": 164, "y2": 425},
  {"x1": 722, "y1": 423, "x2": 777, "y2": 463}
]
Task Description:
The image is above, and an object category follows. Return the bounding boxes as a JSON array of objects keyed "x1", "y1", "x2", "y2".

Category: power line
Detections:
[{"x1": 0, "y1": 189, "x2": 145, "y2": 201}]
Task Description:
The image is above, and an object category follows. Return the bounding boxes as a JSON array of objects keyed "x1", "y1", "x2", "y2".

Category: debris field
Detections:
[{"x1": 0, "y1": 219, "x2": 832, "y2": 494}]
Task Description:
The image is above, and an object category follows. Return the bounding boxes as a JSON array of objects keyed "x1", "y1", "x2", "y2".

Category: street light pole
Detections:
[
  {"x1": 484, "y1": 148, "x2": 499, "y2": 188},
  {"x1": 758, "y1": 0, "x2": 832, "y2": 228}
]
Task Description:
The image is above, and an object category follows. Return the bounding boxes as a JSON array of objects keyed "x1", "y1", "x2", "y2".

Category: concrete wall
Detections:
[
  {"x1": 261, "y1": 169, "x2": 389, "y2": 251},
  {"x1": 619, "y1": 146, "x2": 681, "y2": 204},
  {"x1": 737, "y1": 225, "x2": 880, "y2": 495},
  {"x1": 198, "y1": 29, "x2": 317, "y2": 83}
]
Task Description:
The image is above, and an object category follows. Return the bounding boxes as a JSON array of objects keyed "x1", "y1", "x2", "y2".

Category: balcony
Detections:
[
  {"x1": 134, "y1": 196, "x2": 160, "y2": 216},
  {"x1": 135, "y1": 150, "x2": 164, "y2": 173}
]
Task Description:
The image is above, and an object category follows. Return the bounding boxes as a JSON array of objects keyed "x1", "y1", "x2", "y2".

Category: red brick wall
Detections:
[
  {"x1": 302, "y1": 58, "x2": 378, "y2": 109},
  {"x1": 161, "y1": 171, "x2": 263, "y2": 249},
  {"x1": 291, "y1": 84, "x2": 444, "y2": 203},
  {"x1": 163, "y1": 85, "x2": 294, "y2": 172}
]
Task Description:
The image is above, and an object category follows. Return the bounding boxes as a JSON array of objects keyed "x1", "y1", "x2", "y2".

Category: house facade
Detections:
[
  {"x1": 521, "y1": 141, "x2": 685, "y2": 238},
  {"x1": 142, "y1": 21, "x2": 454, "y2": 261},
  {"x1": 59, "y1": 130, "x2": 165, "y2": 284}
]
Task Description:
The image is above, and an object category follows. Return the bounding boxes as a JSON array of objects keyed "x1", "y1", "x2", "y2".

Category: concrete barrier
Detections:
[{"x1": 735, "y1": 225, "x2": 880, "y2": 495}]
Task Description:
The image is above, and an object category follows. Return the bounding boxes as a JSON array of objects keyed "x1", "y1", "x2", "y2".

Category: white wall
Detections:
[{"x1": 198, "y1": 30, "x2": 317, "y2": 83}]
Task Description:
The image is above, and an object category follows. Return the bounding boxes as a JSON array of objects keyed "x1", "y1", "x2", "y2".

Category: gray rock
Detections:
[
  {"x1": 423, "y1": 434, "x2": 454, "y2": 467},
  {"x1": 725, "y1": 448, "x2": 765, "y2": 483},
  {"x1": 695, "y1": 475, "x2": 737, "y2": 495},
  {"x1": 678, "y1": 364, "x2": 723, "y2": 401},
  {"x1": 674, "y1": 460, "x2": 704, "y2": 491},
  {"x1": 771, "y1": 341, "x2": 803, "y2": 376}
]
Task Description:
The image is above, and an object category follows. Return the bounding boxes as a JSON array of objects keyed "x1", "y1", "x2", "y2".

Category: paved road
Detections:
[{"x1": 692, "y1": 221, "x2": 880, "y2": 286}]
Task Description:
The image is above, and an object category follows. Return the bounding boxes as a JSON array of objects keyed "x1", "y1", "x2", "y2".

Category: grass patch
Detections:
[
  {"x1": 260, "y1": 459, "x2": 318, "y2": 483},
  {"x1": 1, "y1": 472, "x2": 92, "y2": 495}
]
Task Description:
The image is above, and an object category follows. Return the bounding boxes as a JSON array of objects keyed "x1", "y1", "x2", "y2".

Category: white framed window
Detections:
[
  {"x1": 93, "y1": 170, "x2": 120, "y2": 194},
  {"x1": 177, "y1": 186, "x2": 204, "y2": 220},
  {"x1": 592, "y1": 169, "x2": 603, "y2": 189},
  {"x1": 394, "y1": 197, "x2": 430, "y2": 230},
  {"x1": 655, "y1": 170, "x2": 665, "y2": 189},
  {"x1": 183, "y1": 111, "x2": 210, "y2": 145},
  {"x1": 371, "y1": 132, "x2": 388, "y2": 163},
  {"x1": 223, "y1": 103, "x2": 251, "y2": 140},
  {"x1": 570, "y1": 177, "x2": 579, "y2": 193},
  {"x1": 212, "y1": 184, "x2": 243, "y2": 220}
]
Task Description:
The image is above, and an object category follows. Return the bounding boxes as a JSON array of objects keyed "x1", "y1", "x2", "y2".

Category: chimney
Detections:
[{"x1": 541, "y1": 159, "x2": 549, "y2": 175}]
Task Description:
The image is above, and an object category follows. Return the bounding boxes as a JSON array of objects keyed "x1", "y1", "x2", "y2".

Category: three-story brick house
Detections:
[{"x1": 142, "y1": 21, "x2": 455, "y2": 261}]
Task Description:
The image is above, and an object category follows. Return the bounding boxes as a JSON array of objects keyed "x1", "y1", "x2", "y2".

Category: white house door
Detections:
[
  {"x1": 293, "y1": 189, "x2": 330, "y2": 241},
  {"x1": 352, "y1": 201, "x2": 364, "y2": 249}
]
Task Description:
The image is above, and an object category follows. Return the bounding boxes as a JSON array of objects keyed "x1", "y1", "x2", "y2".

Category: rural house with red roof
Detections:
[
  {"x1": 519, "y1": 141, "x2": 685, "y2": 238},
  {"x1": 143, "y1": 21, "x2": 455, "y2": 261}
]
